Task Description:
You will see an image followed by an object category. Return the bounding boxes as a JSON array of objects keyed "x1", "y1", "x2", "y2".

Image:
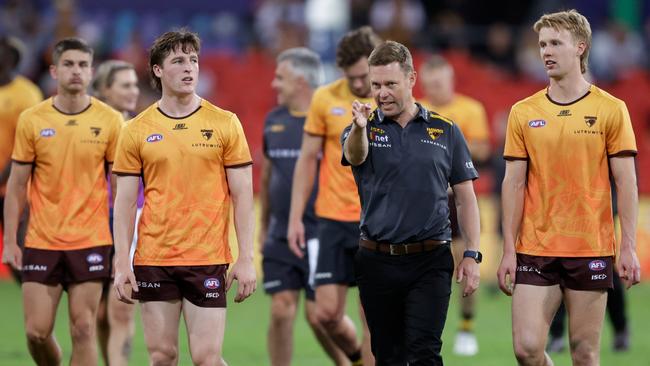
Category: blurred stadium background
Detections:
[{"x1": 1, "y1": 0, "x2": 649, "y2": 364}]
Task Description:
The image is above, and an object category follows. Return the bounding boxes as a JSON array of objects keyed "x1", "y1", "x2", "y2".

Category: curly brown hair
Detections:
[
  {"x1": 148, "y1": 28, "x2": 201, "y2": 91},
  {"x1": 335, "y1": 26, "x2": 382, "y2": 69}
]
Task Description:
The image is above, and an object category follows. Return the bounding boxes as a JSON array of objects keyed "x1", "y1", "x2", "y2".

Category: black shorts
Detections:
[
  {"x1": 515, "y1": 253, "x2": 614, "y2": 290},
  {"x1": 314, "y1": 218, "x2": 359, "y2": 287},
  {"x1": 22, "y1": 245, "x2": 112, "y2": 286},
  {"x1": 133, "y1": 264, "x2": 228, "y2": 308},
  {"x1": 263, "y1": 253, "x2": 315, "y2": 300}
]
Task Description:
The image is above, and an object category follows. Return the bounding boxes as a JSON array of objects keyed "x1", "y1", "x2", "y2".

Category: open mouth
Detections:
[
  {"x1": 545, "y1": 60, "x2": 556, "y2": 67},
  {"x1": 182, "y1": 77, "x2": 194, "y2": 82}
]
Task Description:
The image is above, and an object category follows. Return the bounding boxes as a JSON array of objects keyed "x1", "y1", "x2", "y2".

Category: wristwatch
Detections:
[{"x1": 463, "y1": 250, "x2": 483, "y2": 264}]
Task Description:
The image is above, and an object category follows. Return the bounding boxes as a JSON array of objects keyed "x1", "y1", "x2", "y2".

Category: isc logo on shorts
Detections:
[
  {"x1": 206, "y1": 292, "x2": 220, "y2": 298},
  {"x1": 588, "y1": 260, "x2": 606, "y2": 271},
  {"x1": 86, "y1": 253, "x2": 103, "y2": 264},
  {"x1": 89, "y1": 265, "x2": 104, "y2": 272},
  {"x1": 204, "y1": 278, "x2": 220, "y2": 289},
  {"x1": 591, "y1": 274, "x2": 607, "y2": 280}
]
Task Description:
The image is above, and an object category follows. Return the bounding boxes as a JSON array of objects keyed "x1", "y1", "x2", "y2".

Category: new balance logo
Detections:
[
  {"x1": 173, "y1": 123, "x2": 188, "y2": 130},
  {"x1": 557, "y1": 110, "x2": 571, "y2": 117},
  {"x1": 66, "y1": 120, "x2": 78, "y2": 126}
]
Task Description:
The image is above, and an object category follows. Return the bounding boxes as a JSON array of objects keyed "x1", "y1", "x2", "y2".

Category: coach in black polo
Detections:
[{"x1": 342, "y1": 40, "x2": 482, "y2": 366}]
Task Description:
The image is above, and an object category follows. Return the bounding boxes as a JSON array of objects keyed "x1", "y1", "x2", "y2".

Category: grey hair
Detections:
[{"x1": 276, "y1": 47, "x2": 323, "y2": 89}]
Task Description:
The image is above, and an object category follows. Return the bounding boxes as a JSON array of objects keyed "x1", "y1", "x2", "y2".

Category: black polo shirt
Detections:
[
  {"x1": 263, "y1": 106, "x2": 318, "y2": 260},
  {"x1": 341, "y1": 103, "x2": 478, "y2": 243}
]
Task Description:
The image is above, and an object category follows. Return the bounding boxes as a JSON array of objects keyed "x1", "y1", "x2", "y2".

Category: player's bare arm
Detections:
[
  {"x1": 452, "y1": 180, "x2": 481, "y2": 297},
  {"x1": 225, "y1": 165, "x2": 257, "y2": 303},
  {"x1": 343, "y1": 100, "x2": 372, "y2": 166},
  {"x1": 287, "y1": 133, "x2": 322, "y2": 258},
  {"x1": 1, "y1": 162, "x2": 31, "y2": 270},
  {"x1": 610, "y1": 156, "x2": 641, "y2": 288},
  {"x1": 498, "y1": 159, "x2": 527, "y2": 295},
  {"x1": 113, "y1": 174, "x2": 140, "y2": 304}
]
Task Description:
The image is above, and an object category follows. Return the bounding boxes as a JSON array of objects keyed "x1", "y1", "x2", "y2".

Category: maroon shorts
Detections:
[
  {"x1": 515, "y1": 253, "x2": 614, "y2": 290},
  {"x1": 133, "y1": 265, "x2": 228, "y2": 308},
  {"x1": 22, "y1": 245, "x2": 112, "y2": 286}
]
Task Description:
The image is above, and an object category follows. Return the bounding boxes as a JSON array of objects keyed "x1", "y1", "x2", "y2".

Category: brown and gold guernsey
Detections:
[
  {"x1": 113, "y1": 99, "x2": 252, "y2": 266},
  {"x1": 419, "y1": 93, "x2": 489, "y2": 144},
  {"x1": 504, "y1": 85, "x2": 637, "y2": 257},
  {"x1": 304, "y1": 78, "x2": 374, "y2": 222},
  {"x1": 0, "y1": 76, "x2": 43, "y2": 186},
  {"x1": 12, "y1": 97, "x2": 123, "y2": 250}
]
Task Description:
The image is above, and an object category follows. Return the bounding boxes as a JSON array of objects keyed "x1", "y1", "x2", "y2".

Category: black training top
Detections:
[
  {"x1": 263, "y1": 106, "x2": 318, "y2": 259},
  {"x1": 341, "y1": 103, "x2": 478, "y2": 243}
]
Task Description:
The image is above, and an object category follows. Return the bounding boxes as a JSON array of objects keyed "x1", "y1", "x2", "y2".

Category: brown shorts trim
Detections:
[
  {"x1": 133, "y1": 264, "x2": 228, "y2": 308},
  {"x1": 22, "y1": 245, "x2": 112, "y2": 286},
  {"x1": 515, "y1": 253, "x2": 613, "y2": 290}
]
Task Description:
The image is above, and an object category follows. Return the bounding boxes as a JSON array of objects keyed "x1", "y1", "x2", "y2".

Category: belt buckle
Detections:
[{"x1": 389, "y1": 245, "x2": 398, "y2": 256}]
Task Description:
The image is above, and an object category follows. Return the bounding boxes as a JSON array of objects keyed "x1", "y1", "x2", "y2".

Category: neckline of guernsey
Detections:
[
  {"x1": 157, "y1": 105, "x2": 202, "y2": 120},
  {"x1": 51, "y1": 101, "x2": 92, "y2": 115},
  {"x1": 545, "y1": 85, "x2": 592, "y2": 106}
]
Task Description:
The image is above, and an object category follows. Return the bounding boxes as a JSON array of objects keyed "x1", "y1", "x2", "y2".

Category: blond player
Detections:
[{"x1": 498, "y1": 10, "x2": 640, "y2": 366}]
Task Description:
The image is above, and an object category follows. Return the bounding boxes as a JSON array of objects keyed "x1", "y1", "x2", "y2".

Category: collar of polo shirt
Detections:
[{"x1": 375, "y1": 102, "x2": 432, "y2": 124}]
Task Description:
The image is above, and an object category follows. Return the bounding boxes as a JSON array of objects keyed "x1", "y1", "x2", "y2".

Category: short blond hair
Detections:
[{"x1": 533, "y1": 9, "x2": 591, "y2": 74}]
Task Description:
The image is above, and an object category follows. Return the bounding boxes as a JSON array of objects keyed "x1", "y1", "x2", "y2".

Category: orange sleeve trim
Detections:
[
  {"x1": 503, "y1": 155, "x2": 528, "y2": 161},
  {"x1": 224, "y1": 161, "x2": 253, "y2": 169},
  {"x1": 608, "y1": 150, "x2": 637, "y2": 158},
  {"x1": 11, "y1": 159, "x2": 34, "y2": 164}
]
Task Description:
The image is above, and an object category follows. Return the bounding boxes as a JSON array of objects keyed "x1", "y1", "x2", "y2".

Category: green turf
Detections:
[{"x1": 0, "y1": 281, "x2": 648, "y2": 365}]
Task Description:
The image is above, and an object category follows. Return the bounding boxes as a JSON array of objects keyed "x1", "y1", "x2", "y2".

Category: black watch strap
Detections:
[{"x1": 463, "y1": 250, "x2": 482, "y2": 264}]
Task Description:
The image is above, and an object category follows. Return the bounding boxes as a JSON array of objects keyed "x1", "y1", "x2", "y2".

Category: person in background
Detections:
[{"x1": 92, "y1": 59, "x2": 140, "y2": 366}]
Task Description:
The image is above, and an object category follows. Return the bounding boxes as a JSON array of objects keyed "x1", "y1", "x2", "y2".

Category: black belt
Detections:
[{"x1": 359, "y1": 239, "x2": 449, "y2": 256}]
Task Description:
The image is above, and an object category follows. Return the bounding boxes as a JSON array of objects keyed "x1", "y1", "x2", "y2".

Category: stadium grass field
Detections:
[{"x1": 0, "y1": 280, "x2": 648, "y2": 365}]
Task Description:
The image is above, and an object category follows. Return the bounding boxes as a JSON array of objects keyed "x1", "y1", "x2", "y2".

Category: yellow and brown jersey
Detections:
[
  {"x1": 113, "y1": 99, "x2": 252, "y2": 266},
  {"x1": 12, "y1": 97, "x2": 123, "y2": 250},
  {"x1": 504, "y1": 85, "x2": 637, "y2": 257},
  {"x1": 419, "y1": 93, "x2": 489, "y2": 144},
  {"x1": 0, "y1": 76, "x2": 42, "y2": 187},
  {"x1": 304, "y1": 78, "x2": 374, "y2": 222}
]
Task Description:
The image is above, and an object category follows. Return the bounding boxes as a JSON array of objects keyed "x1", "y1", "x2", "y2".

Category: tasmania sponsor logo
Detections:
[
  {"x1": 40, "y1": 128, "x2": 56, "y2": 137},
  {"x1": 86, "y1": 253, "x2": 103, "y2": 264},
  {"x1": 528, "y1": 119, "x2": 546, "y2": 128},
  {"x1": 589, "y1": 259, "x2": 606, "y2": 271},
  {"x1": 204, "y1": 278, "x2": 220, "y2": 289},
  {"x1": 146, "y1": 134, "x2": 163, "y2": 143}
]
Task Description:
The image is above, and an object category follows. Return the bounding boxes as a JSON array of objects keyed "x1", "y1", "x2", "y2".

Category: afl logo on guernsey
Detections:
[
  {"x1": 589, "y1": 260, "x2": 607, "y2": 271},
  {"x1": 528, "y1": 120, "x2": 546, "y2": 128},
  {"x1": 40, "y1": 128, "x2": 56, "y2": 137},
  {"x1": 204, "y1": 278, "x2": 220, "y2": 289},
  {"x1": 146, "y1": 134, "x2": 163, "y2": 143}
]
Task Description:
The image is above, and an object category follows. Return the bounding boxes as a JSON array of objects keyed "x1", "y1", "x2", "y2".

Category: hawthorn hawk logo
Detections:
[
  {"x1": 201, "y1": 129, "x2": 213, "y2": 140},
  {"x1": 584, "y1": 116, "x2": 597, "y2": 128}
]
